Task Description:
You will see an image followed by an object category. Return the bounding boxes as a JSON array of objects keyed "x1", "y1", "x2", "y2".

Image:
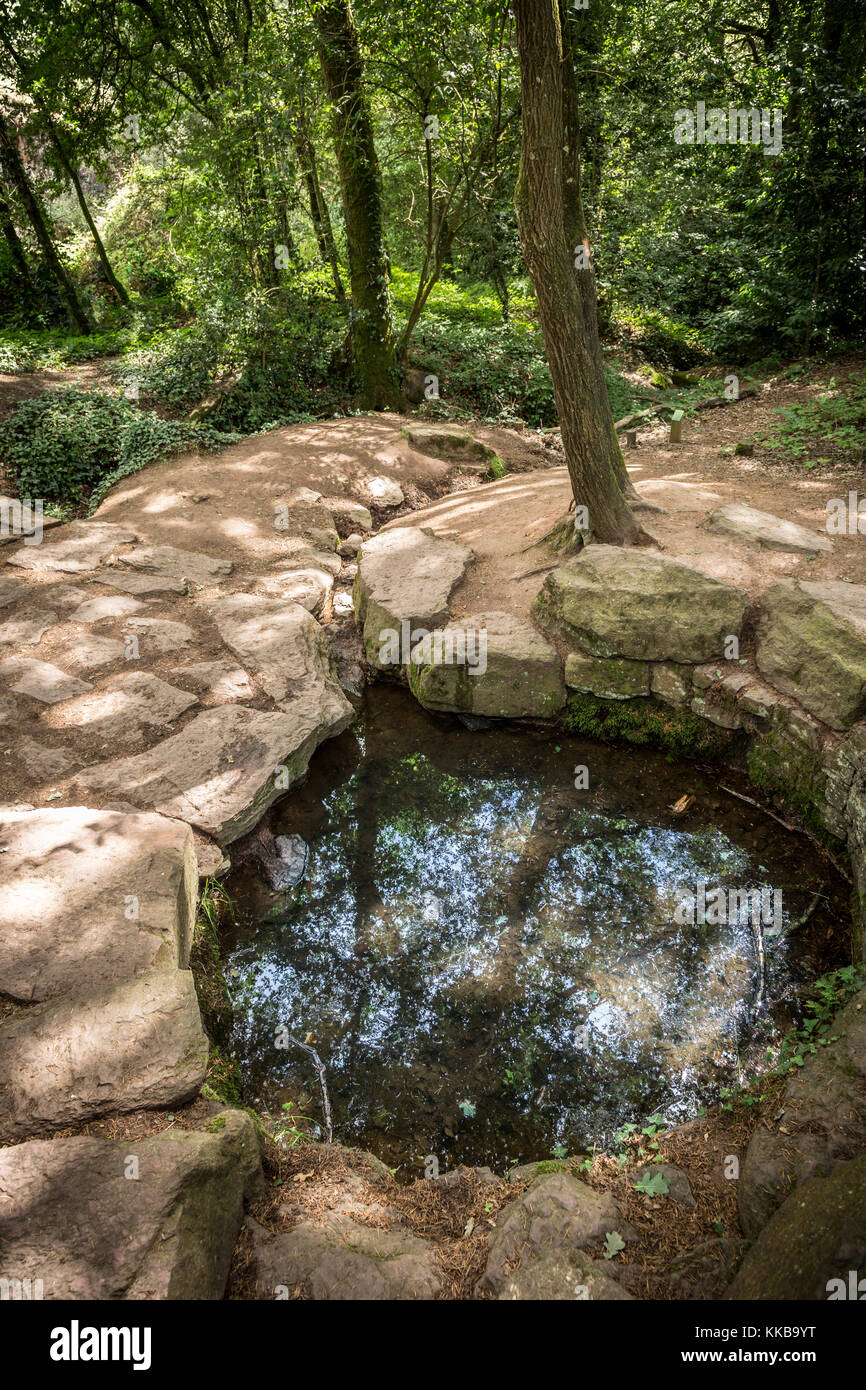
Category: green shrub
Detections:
[{"x1": 0, "y1": 388, "x2": 239, "y2": 510}]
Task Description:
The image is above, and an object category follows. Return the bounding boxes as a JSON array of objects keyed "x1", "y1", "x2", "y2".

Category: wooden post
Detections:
[
  {"x1": 669, "y1": 409, "x2": 684, "y2": 444},
  {"x1": 625, "y1": 430, "x2": 637, "y2": 449}
]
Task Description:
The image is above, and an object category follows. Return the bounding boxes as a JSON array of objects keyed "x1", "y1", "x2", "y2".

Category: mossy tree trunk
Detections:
[
  {"x1": 314, "y1": 0, "x2": 402, "y2": 409},
  {"x1": 513, "y1": 0, "x2": 641, "y2": 545}
]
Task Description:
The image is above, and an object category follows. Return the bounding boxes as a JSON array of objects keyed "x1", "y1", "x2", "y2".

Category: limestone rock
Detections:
[
  {"x1": 122, "y1": 616, "x2": 196, "y2": 654},
  {"x1": 360, "y1": 475, "x2": 404, "y2": 508},
  {"x1": 630, "y1": 1163, "x2": 696, "y2": 1208},
  {"x1": 319, "y1": 496, "x2": 374, "y2": 533},
  {"x1": 99, "y1": 569, "x2": 188, "y2": 595},
  {"x1": 0, "y1": 574, "x2": 23, "y2": 609},
  {"x1": 0, "y1": 611, "x2": 57, "y2": 646},
  {"x1": 0, "y1": 1110, "x2": 262, "y2": 1299},
  {"x1": 533, "y1": 545, "x2": 749, "y2": 663},
  {"x1": 175, "y1": 660, "x2": 255, "y2": 703},
  {"x1": 408, "y1": 610, "x2": 565, "y2": 718},
  {"x1": 650, "y1": 662, "x2": 692, "y2": 708},
  {"x1": 47, "y1": 671, "x2": 197, "y2": 742},
  {"x1": 756, "y1": 579, "x2": 866, "y2": 730},
  {"x1": 706, "y1": 503, "x2": 832, "y2": 555},
  {"x1": 565, "y1": 652, "x2": 648, "y2": 700},
  {"x1": 207, "y1": 594, "x2": 345, "y2": 704},
  {"x1": 7, "y1": 522, "x2": 136, "y2": 573},
  {"x1": 15, "y1": 736, "x2": 76, "y2": 780},
  {"x1": 402, "y1": 424, "x2": 497, "y2": 465},
  {"x1": 0, "y1": 657, "x2": 91, "y2": 704},
  {"x1": 77, "y1": 695, "x2": 353, "y2": 845},
  {"x1": 118, "y1": 544, "x2": 232, "y2": 586},
  {"x1": 0, "y1": 969, "x2": 208, "y2": 1140},
  {"x1": 55, "y1": 633, "x2": 126, "y2": 671},
  {"x1": 253, "y1": 1213, "x2": 440, "y2": 1300},
  {"x1": 354, "y1": 526, "x2": 473, "y2": 670},
  {"x1": 69, "y1": 594, "x2": 148, "y2": 624}
]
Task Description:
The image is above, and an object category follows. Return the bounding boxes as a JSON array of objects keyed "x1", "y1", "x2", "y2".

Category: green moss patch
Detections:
[{"x1": 562, "y1": 692, "x2": 732, "y2": 758}]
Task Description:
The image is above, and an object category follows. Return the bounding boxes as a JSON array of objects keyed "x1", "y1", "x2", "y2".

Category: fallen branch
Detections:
[
  {"x1": 288, "y1": 1033, "x2": 333, "y2": 1144},
  {"x1": 770, "y1": 887, "x2": 824, "y2": 947}
]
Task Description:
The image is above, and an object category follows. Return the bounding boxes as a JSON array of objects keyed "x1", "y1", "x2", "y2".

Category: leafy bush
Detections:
[{"x1": 0, "y1": 388, "x2": 239, "y2": 510}]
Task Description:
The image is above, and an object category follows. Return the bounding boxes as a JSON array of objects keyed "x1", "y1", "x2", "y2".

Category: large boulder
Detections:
[
  {"x1": 0, "y1": 1110, "x2": 263, "y2": 1299},
  {"x1": 252, "y1": 1213, "x2": 441, "y2": 1300},
  {"x1": 0, "y1": 807, "x2": 197, "y2": 1003},
  {"x1": 727, "y1": 1155, "x2": 866, "y2": 1301},
  {"x1": 353, "y1": 526, "x2": 473, "y2": 671},
  {"x1": 755, "y1": 579, "x2": 866, "y2": 730},
  {"x1": 706, "y1": 503, "x2": 832, "y2": 555},
  {"x1": 533, "y1": 545, "x2": 748, "y2": 663},
  {"x1": 77, "y1": 692, "x2": 353, "y2": 845},
  {"x1": 407, "y1": 610, "x2": 565, "y2": 718},
  {"x1": 0, "y1": 969, "x2": 208, "y2": 1140}
]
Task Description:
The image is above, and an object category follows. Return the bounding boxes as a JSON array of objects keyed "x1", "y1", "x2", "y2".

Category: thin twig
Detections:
[{"x1": 288, "y1": 1034, "x2": 333, "y2": 1144}]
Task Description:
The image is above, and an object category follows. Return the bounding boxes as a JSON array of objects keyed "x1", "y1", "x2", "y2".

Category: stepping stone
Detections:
[
  {"x1": 99, "y1": 569, "x2": 188, "y2": 595},
  {"x1": 0, "y1": 658, "x2": 91, "y2": 704},
  {"x1": 118, "y1": 544, "x2": 232, "y2": 586},
  {"x1": 69, "y1": 594, "x2": 148, "y2": 623},
  {"x1": 0, "y1": 807, "x2": 196, "y2": 1002},
  {"x1": 0, "y1": 1110, "x2": 263, "y2": 1300},
  {"x1": 354, "y1": 526, "x2": 474, "y2": 670},
  {"x1": 45, "y1": 671, "x2": 198, "y2": 743},
  {"x1": 707, "y1": 502, "x2": 832, "y2": 554},
  {"x1": 282, "y1": 545, "x2": 342, "y2": 577},
  {"x1": 275, "y1": 503, "x2": 339, "y2": 553},
  {"x1": 533, "y1": 545, "x2": 749, "y2": 664},
  {"x1": 756, "y1": 579, "x2": 866, "y2": 730},
  {"x1": 0, "y1": 611, "x2": 57, "y2": 646},
  {"x1": 402, "y1": 424, "x2": 497, "y2": 465},
  {"x1": 0, "y1": 968, "x2": 208, "y2": 1141},
  {"x1": 207, "y1": 594, "x2": 344, "y2": 703},
  {"x1": 360, "y1": 475, "x2": 404, "y2": 508},
  {"x1": 7, "y1": 522, "x2": 137, "y2": 573},
  {"x1": 0, "y1": 575, "x2": 23, "y2": 610},
  {"x1": 123, "y1": 616, "x2": 196, "y2": 654},
  {"x1": 408, "y1": 610, "x2": 566, "y2": 718},
  {"x1": 55, "y1": 633, "x2": 126, "y2": 671},
  {"x1": 77, "y1": 693, "x2": 354, "y2": 845},
  {"x1": 319, "y1": 496, "x2": 374, "y2": 532},
  {"x1": 16, "y1": 736, "x2": 77, "y2": 781},
  {"x1": 175, "y1": 661, "x2": 254, "y2": 703},
  {"x1": 253, "y1": 567, "x2": 334, "y2": 614},
  {"x1": 252, "y1": 1213, "x2": 441, "y2": 1300}
]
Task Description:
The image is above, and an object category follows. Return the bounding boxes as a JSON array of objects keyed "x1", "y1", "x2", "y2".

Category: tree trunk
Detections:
[
  {"x1": 0, "y1": 108, "x2": 92, "y2": 333},
  {"x1": 513, "y1": 0, "x2": 640, "y2": 545},
  {"x1": 294, "y1": 108, "x2": 347, "y2": 309},
  {"x1": 0, "y1": 188, "x2": 32, "y2": 285},
  {"x1": 314, "y1": 0, "x2": 401, "y2": 409},
  {"x1": 47, "y1": 130, "x2": 130, "y2": 305}
]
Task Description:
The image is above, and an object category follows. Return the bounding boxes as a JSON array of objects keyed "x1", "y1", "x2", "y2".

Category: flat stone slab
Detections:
[
  {"x1": 0, "y1": 969, "x2": 208, "y2": 1140},
  {"x1": 0, "y1": 1110, "x2": 262, "y2": 1299},
  {"x1": 117, "y1": 544, "x2": 232, "y2": 586},
  {"x1": 253, "y1": 1214, "x2": 441, "y2": 1300},
  {"x1": 122, "y1": 616, "x2": 196, "y2": 654},
  {"x1": 69, "y1": 593, "x2": 148, "y2": 623},
  {"x1": 498, "y1": 1248, "x2": 632, "y2": 1301},
  {"x1": 533, "y1": 545, "x2": 749, "y2": 663},
  {"x1": 54, "y1": 633, "x2": 126, "y2": 671},
  {"x1": 207, "y1": 594, "x2": 345, "y2": 703},
  {"x1": 77, "y1": 694, "x2": 353, "y2": 845},
  {"x1": 16, "y1": 736, "x2": 77, "y2": 780},
  {"x1": 565, "y1": 652, "x2": 649, "y2": 700},
  {"x1": 0, "y1": 611, "x2": 57, "y2": 646},
  {"x1": 0, "y1": 657, "x2": 91, "y2": 703},
  {"x1": 756, "y1": 579, "x2": 866, "y2": 730},
  {"x1": 45, "y1": 670, "x2": 198, "y2": 743},
  {"x1": 0, "y1": 806, "x2": 197, "y2": 1002},
  {"x1": 175, "y1": 661, "x2": 255, "y2": 703},
  {"x1": 706, "y1": 502, "x2": 832, "y2": 554},
  {"x1": 0, "y1": 575, "x2": 23, "y2": 609},
  {"x1": 354, "y1": 526, "x2": 473, "y2": 670},
  {"x1": 408, "y1": 610, "x2": 565, "y2": 717},
  {"x1": 402, "y1": 424, "x2": 496, "y2": 463},
  {"x1": 100, "y1": 570, "x2": 189, "y2": 595},
  {"x1": 7, "y1": 522, "x2": 137, "y2": 573}
]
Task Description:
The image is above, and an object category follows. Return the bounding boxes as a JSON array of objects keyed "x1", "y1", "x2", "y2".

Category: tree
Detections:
[
  {"x1": 314, "y1": 0, "x2": 402, "y2": 409},
  {"x1": 513, "y1": 0, "x2": 642, "y2": 546}
]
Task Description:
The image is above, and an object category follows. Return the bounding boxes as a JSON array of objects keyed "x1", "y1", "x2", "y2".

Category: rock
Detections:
[
  {"x1": 340, "y1": 533, "x2": 364, "y2": 558},
  {"x1": 54, "y1": 633, "x2": 126, "y2": 671},
  {"x1": 630, "y1": 1164, "x2": 696, "y2": 1208},
  {"x1": 0, "y1": 575, "x2": 23, "y2": 609},
  {"x1": 281, "y1": 545, "x2": 343, "y2": 578},
  {"x1": 69, "y1": 594, "x2": 148, "y2": 624},
  {"x1": 123, "y1": 616, "x2": 196, "y2": 654},
  {"x1": 0, "y1": 611, "x2": 57, "y2": 646},
  {"x1": 496, "y1": 1248, "x2": 632, "y2": 1301},
  {"x1": 690, "y1": 693, "x2": 742, "y2": 729},
  {"x1": 117, "y1": 544, "x2": 232, "y2": 586},
  {"x1": 99, "y1": 569, "x2": 189, "y2": 595},
  {"x1": 320, "y1": 497, "x2": 373, "y2": 533},
  {"x1": 756, "y1": 579, "x2": 866, "y2": 730},
  {"x1": 7, "y1": 521, "x2": 137, "y2": 573},
  {"x1": 271, "y1": 567, "x2": 332, "y2": 613},
  {"x1": 738, "y1": 988, "x2": 866, "y2": 1238},
  {"x1": 354, "y1": 526, "x2": 473, "y2": 671},
  {"x1": 0, "y1": 969, "x2": 207, "y2": 1140},
  {"x1": 275, "y1": 502, "x2": 339, "y2": 554},
  {"x1": 0, "y1": 694, "x2": 17, "y2": 725},
  {"x1": 533, "y1": 546, "x2": 749, "y2": 663},
  {"x1": 650, "y1": 662, "x2": 692, "y2": 708},
  {"x1": 175, "y1": 661, "x2": 255, "y2": 703},
  {"x1": 565, "y1": 652, "x2": 649, "y2": 700},
  {"x1": 15, "y1": 736, "x2": 77, "y2": 780},
  {"x1": 77, "y1": 695, "x2": 353, "y2": 846},
  {"x1": 479, "y1": 1172, "x2": 632, "y2": 1295},
  {"x1": 402, "y1": 424, "x2": 497, "y2": 464},
  {"x1": 360, "y1": 475, "x2": 404, "y2": 508},
  {"x1": 46, "y1": 671, "x2": 198, "y2": 743},
  {"x1": 408, "y1": 610, "x2": 565, "y2": 718},
  {"x1": 248, "y1": 826, "x2": 308, "y2": 889},
  {"x1": 706, "y1": 503, "x2": 832, "y2": 555},
  {"x1": 663, "y1": 1237, "x2": 747, "y2": 1299},
  {"x1": 727, "y1": 1155, "x2": 866, "y2": 1301},
  {"x1": 0, "y1": 1110, "x2": 263, "y2": 1299},
  {"x1": 207, "y1": 594, "x2": 346, "y2": 704},
  {"x1": 0, "y1": 657, "x2": 91, "y2": 704},
  {"x1": 0, "y1": 497, "x2": 61, "y2": 543},
  {"x1": 0, "y1": 807, "x2": 197, "y2": 1002},
  {"x1": 252, "y1": 1213, "x2": 441, "y2": 1300}
]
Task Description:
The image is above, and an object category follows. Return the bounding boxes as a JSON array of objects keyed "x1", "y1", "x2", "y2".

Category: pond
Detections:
[{"x1": 223, "y1": 687, "x2": 850, "y2": 1177}]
